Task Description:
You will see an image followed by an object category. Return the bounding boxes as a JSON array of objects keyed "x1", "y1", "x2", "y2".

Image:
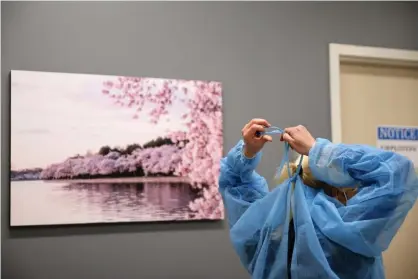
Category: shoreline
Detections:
[{"x1": 14, "y1": 176, "x2": 191, "y2": 184}]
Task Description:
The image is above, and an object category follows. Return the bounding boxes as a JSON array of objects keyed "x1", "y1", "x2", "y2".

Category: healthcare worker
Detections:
[{"x1": 219, "y1": 118, "x2": 418, "y2": 279}]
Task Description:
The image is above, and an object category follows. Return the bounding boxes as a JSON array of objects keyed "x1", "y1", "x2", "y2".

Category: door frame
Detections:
[{"x1": 329, "y1": 43, "x2": 418, "y2": 143}]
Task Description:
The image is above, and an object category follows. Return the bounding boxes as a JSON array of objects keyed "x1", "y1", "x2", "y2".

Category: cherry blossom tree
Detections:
[
  {"x1": 40, "y1": 163, "x2": 59, "y2": 180},
  {"x1": 114, "y1": 156, "x2": 131, "y2": 173},
  {"x1": 72, "y1": 158, "x2": 88, "y2": 177},
  {"x1": 102, "y1": 77, "x2": 224, "y2": 220},
  {"x1": 105, "y1": 151, "x2": 120, "y2": 160},
  {"x1": 39, "y1": 143, "x2": 182, "y2": 180},
  {"x1": 135, "y1": 145, "x2": 183, "y2": 176},
  {"x1": 97, "y1": 158, "x2": 116, "y2": 175},
  {"x1": 84, "y1": 155, "x2": 102, "y2": 177}
]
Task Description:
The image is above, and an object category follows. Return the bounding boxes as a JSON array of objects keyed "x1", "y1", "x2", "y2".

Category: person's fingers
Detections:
[
  {"x1": 284, "y1": 126, "x2": 297, "y2": 136},
  {"x1": 248, "y1": 124, "x2": 265, "y2": 137},
  {"x1": 296, "y1": 124, "x2": 306, "y2": 131},
  {"x1": 250, "y1": 118, "x2": 271, "y2": 128},
  {"x1": 242, "y1": 119, "x2": 269, "y2": 135},
  {"x1": 282, "y1": 133, "x2": 295, "y2": 145},
  {"x1": 242, "y1": 122, "x2": 251, "y2": 135},
  {"x1": 262, "y1": 135, "x2": 273, "y2": 142}
]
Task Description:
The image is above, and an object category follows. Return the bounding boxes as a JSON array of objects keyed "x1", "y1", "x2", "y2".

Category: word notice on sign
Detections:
[{"x1": 377, "y1": 126, "x2": 418, "y2": 168}]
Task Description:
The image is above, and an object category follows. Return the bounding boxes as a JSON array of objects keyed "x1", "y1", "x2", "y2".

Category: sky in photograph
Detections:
[{"x1": 11, "y1": 70, "x2": 191, "y2": 169}]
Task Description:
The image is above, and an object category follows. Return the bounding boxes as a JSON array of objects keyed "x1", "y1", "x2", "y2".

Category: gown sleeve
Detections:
[
  {"x1": 218, "y1": 140, "x2": 269, "y2": 228},
  {"x1": 309, "y1": 138, "x2": 418, "y2": 257},
  {"x1": 219, "y1": 140, "x2": 292, "y2": 277}
]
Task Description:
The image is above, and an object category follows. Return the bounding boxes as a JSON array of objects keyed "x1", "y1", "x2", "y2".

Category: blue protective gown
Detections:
[{"x1": 219, "y1": 138, "x2": 418, "y2": 279}]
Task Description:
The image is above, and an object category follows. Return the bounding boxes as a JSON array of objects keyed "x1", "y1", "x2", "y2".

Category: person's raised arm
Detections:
[
  {"x1": 282, "y1": 125, "x2": 418, "y2": 257},
  {"x1": 219, "y1": 119, "x2": 273, "y2": 228},
  {"x1": 220, "y1": 119, "x2": 296, "y2": 277}
]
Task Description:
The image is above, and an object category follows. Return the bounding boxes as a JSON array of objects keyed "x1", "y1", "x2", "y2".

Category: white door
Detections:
[{"x1": 339, "y1": 60, "x2": 418, "y2": 279}]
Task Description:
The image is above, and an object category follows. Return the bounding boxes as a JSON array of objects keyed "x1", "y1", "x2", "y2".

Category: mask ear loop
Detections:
[
  {"x1": 262, "y1": 128, "x2": 303, "y2": 182},
  {"x1": 257, "y1": 127, "x2": 291, "y2": 180},
  {"x1": 275, "y1": 141, "x2": 290, "y2": 179},
  {"x1": 256, "y1": 126, "x2": 284, "y2": 138}
]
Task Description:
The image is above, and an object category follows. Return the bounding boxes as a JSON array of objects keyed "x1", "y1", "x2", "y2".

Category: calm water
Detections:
[{"x1": 11, "y1": 179, "x2": 199, "y2": 226}]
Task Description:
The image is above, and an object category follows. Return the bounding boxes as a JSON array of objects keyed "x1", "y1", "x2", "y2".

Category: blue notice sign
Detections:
[
  {"x1": 376, "y1": 125, "x2": 418, "y2": 168},
  {"x1": 377, "y1": 126, "x2": 418, "y2": 141}
]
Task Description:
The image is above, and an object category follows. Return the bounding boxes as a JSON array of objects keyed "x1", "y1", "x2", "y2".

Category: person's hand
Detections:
[
  {"x1": 241, "y1": 119, "x2": 273, "y2": 158},
  {"x1": 281, "y1": 125, "x2": 316, "y2": 156}
]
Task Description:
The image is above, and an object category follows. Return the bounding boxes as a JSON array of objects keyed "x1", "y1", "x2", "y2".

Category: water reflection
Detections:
[{"x1": 10, "y1": 180, "x2": 200, "y2": 226}]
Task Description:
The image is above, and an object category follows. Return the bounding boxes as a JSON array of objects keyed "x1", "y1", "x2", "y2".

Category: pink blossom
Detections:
[
  {"x1": 102, "y1": 76, "x2": 224, "y2": 219},
  {"x1": 135, "y1": 145, "x2": 182, "y2": 176},
  {"x1": 98, "y1": 158, "x2": 116, "y2": 175}
]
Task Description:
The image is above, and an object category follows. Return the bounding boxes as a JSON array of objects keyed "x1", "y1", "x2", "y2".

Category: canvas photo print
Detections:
[{"x1": 10, "y1": 70, "x2": 223, "y2": 226}]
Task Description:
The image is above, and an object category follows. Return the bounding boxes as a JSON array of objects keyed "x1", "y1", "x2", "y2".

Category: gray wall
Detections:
[{"x1": 2, "y1": 2, "x2": 418, "y2": 279}]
